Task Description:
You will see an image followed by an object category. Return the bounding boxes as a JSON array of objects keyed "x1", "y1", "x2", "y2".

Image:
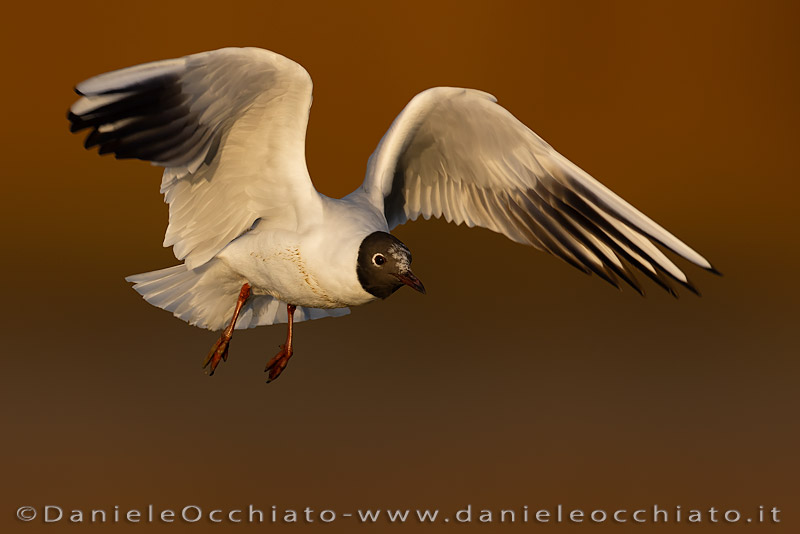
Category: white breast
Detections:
[{"x1": 217, "y1": 194, "x2": 388, "y2": 309}]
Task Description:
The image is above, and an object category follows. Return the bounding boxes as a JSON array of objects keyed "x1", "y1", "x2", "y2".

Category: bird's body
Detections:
[
  {"x1": 219, "y1": 194, "x2": 386, "y2": 310},
  {"x1": 69, "y1": 47, "x2": 717, "y2": 381}
]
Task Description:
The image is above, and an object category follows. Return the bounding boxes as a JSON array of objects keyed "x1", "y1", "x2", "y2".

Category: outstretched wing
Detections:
[
  {"x1": 69, "y1": 47, "x2": 321, "y2": 269},
  {"x1": 358, "y1": 87, "x2": 718, "y2": 296}
]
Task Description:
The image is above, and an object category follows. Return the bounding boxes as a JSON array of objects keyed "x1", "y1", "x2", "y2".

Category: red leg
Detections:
[
  {"x1": 264, "y1": 304, "x2": 297, "y2": 383},
  {"x1": 202, "y1": 283, "x2": 251, "y2": 376}
]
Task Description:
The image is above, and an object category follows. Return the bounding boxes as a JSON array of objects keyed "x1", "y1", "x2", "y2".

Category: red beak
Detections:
[{"x1": 393, "y1": 271, "x2": 426, "y2": 294}]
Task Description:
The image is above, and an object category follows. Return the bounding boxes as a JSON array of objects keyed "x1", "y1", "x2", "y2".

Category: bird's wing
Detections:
[
  {"x1": 358, "y1": 87, "x2": 717, "y2": 295},
  {"x1": 69, "y1": 47, "x2": 321, "y2": 269}
]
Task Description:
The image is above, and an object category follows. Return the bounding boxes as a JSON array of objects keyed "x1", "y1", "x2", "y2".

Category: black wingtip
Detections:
[
  {"x1": 97, "y1": 141, "x2": 119, "y2": 155},
  {"x1": 611, "y1": 264, "x2": 644, "y2": 297},
  {"x1": 630, "y1": 284, "x2": 646, "y2": 297},
  {"x1": 707, "y1": 265, "x2": 723, "y2": 277},
  {"x1": 67, "y1": 111, "x2": 86, "y2": 132},
  {"x1": 683, "y1": 277, "x2": 702, "y2": 297},
  {"x1": 655, "y1": 277, "x2": 679, "y2": 299},
  {"x1": 84, "y1": 129, "x2": 101, "y2": 149},
  {"x1": 593, "y1": 268, "x2": 621, "y2": 291}
]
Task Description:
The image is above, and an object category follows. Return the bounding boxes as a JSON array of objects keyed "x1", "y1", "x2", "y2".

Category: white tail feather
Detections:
[{"x1": 126, "y1": 262, "x2": 350, "y2": 331}]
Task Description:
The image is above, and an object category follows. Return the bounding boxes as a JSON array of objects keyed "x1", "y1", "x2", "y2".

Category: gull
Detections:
[{"x1": 68, "y1": 47, "x2": 718, "y2": 382}]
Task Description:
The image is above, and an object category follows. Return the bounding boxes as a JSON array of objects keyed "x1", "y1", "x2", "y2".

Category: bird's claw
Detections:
[
  {"x1": 203, "y1": 334, "x2": 231, "y2": 376},
  {"x1": 265, "y1": 344, "x2": 293, "y2": 383}
]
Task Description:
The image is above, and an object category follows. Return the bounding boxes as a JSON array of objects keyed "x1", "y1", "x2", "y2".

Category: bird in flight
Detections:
[{"x1": 68, "y1": 47, "x2": 718, "y2": 382}]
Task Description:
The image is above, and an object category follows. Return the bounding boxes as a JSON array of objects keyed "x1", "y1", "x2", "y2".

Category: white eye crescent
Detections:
[{"x1": 372, "y1": 253, "x2": 386, "y2": 266}]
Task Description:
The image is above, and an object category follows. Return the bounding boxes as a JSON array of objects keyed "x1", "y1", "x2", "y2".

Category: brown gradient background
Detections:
[{"x1": 1, "y1": 0, "x2": 798, "y2": 532}]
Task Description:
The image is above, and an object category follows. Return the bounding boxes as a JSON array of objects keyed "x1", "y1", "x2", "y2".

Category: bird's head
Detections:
[{"x1": 356, "y1": 231, "x2": 425, "y2": 299}]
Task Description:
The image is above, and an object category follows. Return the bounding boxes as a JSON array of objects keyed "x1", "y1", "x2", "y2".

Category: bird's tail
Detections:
[{"x1": 126, "y1": 262, "x2": 350, "y2": 331}]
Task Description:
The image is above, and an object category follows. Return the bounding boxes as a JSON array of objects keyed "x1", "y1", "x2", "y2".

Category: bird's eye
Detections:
[{"x1": 372, "y1": 253, "x2": 386, "y2": 266}]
